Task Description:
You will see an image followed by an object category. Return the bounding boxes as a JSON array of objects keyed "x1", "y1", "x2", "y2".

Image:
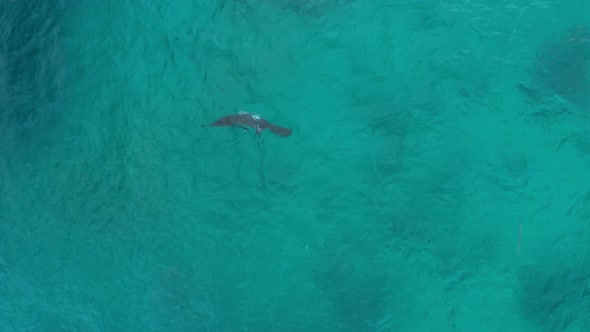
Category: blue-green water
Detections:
[{"x1": 1, "y1": 1, "x2": 590, "y2": 331}]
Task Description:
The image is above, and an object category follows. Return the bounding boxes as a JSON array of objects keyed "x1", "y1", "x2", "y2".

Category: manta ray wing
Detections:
[
  {"x1": 265, "y1": 123, "x2": 292, "y2": 136},
  {"x1": 204, "y1": 114, "x2": 256, "y2": 128}
]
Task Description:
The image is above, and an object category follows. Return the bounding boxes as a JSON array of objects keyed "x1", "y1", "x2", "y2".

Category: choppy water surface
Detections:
[{"x1": 1, "y1": 1, "x2": 590, "y2": 331}]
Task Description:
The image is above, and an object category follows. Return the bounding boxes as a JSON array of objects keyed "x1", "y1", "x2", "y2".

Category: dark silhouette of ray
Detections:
[{"x1": 201, "y1": 112, "x2": 292, "y2": 137}]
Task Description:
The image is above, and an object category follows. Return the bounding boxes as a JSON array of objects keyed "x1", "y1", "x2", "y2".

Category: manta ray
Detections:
[{"x1": 201, "y1": 111, "x2": 292, "y2": 137}]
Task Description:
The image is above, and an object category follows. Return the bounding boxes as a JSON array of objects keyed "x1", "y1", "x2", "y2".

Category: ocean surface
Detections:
[{"x1": 1, "y1": 1, "x2": 590, "y2": 331}]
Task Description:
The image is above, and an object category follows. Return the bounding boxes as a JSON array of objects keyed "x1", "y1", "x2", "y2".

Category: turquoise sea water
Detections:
[{"x1": 1, "y1": 1, "x2": 590, "y2": 331}]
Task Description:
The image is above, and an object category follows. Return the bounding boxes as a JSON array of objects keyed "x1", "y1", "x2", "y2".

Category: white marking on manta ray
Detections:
[{"x1": 238, "y1": 111, "x2": 261, "y2": 121}]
